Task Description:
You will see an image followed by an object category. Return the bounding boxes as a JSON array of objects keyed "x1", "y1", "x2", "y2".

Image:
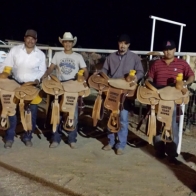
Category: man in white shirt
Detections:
[
  {"x1": 1, "y1": 29, "x2": 46, "y2": 148},
  {"x1": 42, "y1": 32, "x2": 88, "y2": 149}
]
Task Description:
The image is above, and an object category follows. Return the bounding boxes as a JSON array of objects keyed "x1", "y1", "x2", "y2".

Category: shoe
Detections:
[
  {"x1": 49, "y1": 142, "x2": 59, "y2": 148},
  {"x1": 116, "y1": 148, "x2": 124, "y2": 155},
  {"x1": 70, "y1": 142, "x2": 77, "y2": 149},
  {"x1": 168, "y1": 157, "x2": 182, "y2": 166},
  {"x1": 4, "y1": 141, "x2": 13, "y2": 149},
  {"x1": 103, "y1": 144, "x2": 112, "y2": 151},
  {"x1": 24, "y1": 140, "x2": 33, "y2": 147}
]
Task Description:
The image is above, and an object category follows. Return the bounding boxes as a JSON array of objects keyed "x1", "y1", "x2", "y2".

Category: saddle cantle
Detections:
[
  {"x1": 137, "y1": 79, "x2": 190, "y2": 144},
  {"x1": 88, "y1": 71, "x2": 137, "y2": 132},
  {"x1": 0, "y1": 78, "x2": 20, "y2": 130},
  {"x1": 14, "y1": 81, "x2": 40, "y2": 132}
]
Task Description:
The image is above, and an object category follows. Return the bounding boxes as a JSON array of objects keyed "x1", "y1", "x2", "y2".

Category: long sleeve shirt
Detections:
[{"x1": 101, "y1": 50, "x2": 144, "y2": 80}]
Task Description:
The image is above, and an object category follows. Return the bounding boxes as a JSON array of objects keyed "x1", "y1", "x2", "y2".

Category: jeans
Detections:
[
  {"x1": 52, "y1": 104, "x2": 78, "y2": 144},
  {"x1": 153, "y1": 105, "x2": 179, "y2": 157},
  {"x1": 5, "y1": 104, "x2": 38, "y2": 142},
  {"x1": 107, "y1": 99, "x2": 134, "y2": 149}
]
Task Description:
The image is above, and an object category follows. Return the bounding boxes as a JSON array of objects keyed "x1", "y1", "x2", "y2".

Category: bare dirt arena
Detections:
[{"x1": 0, "y1": 92, "x2": 196, "y2": 196}]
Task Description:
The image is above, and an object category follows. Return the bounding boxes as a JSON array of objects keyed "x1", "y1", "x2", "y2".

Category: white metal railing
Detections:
[
  {"x1": 1, "y1": 44, "x2": 196, "y2": 67},
  {"x1": 149, "y1": 15, "x2": 186, "y2": 59}
]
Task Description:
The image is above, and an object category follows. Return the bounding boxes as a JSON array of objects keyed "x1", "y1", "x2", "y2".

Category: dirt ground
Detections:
[{"x1": 0, "y1": 94, "x2": 196, "y2": 196}]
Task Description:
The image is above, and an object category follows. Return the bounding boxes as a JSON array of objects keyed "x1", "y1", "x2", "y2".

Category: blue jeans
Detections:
[
  {"x1": 5, "y1": 104, "x2": 38, "y2": 142},
  {"x1": 153, "y1": 105, "x2": 179, "y2": 157},
  {"x1": 107, "y1": 99, "x2": 133, "y2": 149},
  {"x1": 52, "y1": 104, "x2": 78, "y2": 144}
]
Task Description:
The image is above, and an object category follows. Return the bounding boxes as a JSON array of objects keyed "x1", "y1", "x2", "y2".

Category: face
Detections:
[
  {"x1": 24, "y1": 36, "x2": 37, "y2": 48},
  {"x1": 163, "y1": 48, "x2": 176, "y2": 59},
  {"x1": 62, "y1": 40, "x2": 74, "y2": 51},
  {"x1": 118, "y1": 41, "x2": 130, "y2": 54}
]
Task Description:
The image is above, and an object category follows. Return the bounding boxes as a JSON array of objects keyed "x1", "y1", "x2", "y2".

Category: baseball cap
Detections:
[
  {"x1": 162, "y1": 40, "x2": 176, "y2": 50},
  {"x1": 118, "y1": 34, "x2": 130, "y2": 44},
  {"x1": 25, "y1": 29, "x2": 37, "y2": 39}
]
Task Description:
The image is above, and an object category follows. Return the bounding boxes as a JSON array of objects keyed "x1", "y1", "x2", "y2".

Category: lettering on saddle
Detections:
[
  {"x1": 88, "y1": 72, "x2": 137, "y2": 132},
  {"x1": 137, "y1": 80, "x2": 190, "y2": 144}
]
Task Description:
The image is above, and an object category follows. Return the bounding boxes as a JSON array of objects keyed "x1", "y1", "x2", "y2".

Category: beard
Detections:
[{"x1": 119, "y1": 47, "x2": 126, "y2": 52}]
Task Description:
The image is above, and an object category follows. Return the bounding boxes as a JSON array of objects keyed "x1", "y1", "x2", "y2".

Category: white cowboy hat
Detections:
[{"x1": 59, "y1": 32, "x2": 77, "y2": 46}]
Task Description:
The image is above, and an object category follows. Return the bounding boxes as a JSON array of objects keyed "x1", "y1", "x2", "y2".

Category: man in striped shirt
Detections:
[{"x1": 147, "y1": 40, "x2": 194, "y2": 164}]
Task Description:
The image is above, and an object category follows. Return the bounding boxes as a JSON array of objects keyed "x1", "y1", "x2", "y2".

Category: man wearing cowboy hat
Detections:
[{"x1": 42, "y1": 32, "x2": 88, "y2": 149}]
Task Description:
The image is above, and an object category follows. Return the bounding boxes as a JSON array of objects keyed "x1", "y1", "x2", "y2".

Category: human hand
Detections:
[
  {"x1": 0, "y1": 72, "x2": 9, "y2": 79},
  {"x1": 93, "y1": 69, "x2": 99, "y2": 75},
  {"x1": 41, "y1": 73, "x2": 48, "y2": 81}
]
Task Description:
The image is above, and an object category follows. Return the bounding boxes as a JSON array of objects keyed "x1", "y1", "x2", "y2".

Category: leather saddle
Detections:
[
  {"x1": 88, "y1": 72, "x2": 137, "y2": 132},
  {"x1": 137, "y1": 80, "x2": 190, "y2": 144},
  {"x1": 14, "y1": 81, "x2": 40, "y2": 132},
  {"x1": 0, "y1": 78, "x2": 20, "y2": 130},
  {"x1": 42, "y1": 75, "x2": 90, "y2": 132}
]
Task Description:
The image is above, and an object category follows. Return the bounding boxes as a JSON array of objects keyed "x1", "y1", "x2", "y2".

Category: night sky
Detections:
[{"x1": 0, "y1": 0, "x2": 196, "y2": 52}]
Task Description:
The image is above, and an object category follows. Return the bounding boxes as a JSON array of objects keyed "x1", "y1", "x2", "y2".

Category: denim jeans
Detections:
[
  {"x1": 52, "y1": 104, "x2": 78, "y2": 144},
  {"x1": 153, "y1": 105, "x2": 179, "y2": 157},
  {"x1": 107, "y1": 99, "x2": 133, "y2": 149},
  {"x1": 5, "y1": 104, "x2": 38, "y2": 142}
]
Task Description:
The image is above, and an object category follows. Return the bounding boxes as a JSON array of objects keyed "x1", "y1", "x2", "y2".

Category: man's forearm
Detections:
[
  {"x1": 84, "y1": 69, "x2": 89, "y2": 80},
  {"x1": 184, "y1": 75, "x2": 195, "y2": 85}
]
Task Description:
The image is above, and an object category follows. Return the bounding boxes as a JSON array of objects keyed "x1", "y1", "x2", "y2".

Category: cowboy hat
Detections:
[{"x1": 59, "y1": 32, "x2": 77, "y2": 46}]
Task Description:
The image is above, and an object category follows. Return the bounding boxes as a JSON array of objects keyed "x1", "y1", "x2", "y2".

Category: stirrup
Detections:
[{"x1": 161, "y1": 129, "x2": 173, "y2": 143}]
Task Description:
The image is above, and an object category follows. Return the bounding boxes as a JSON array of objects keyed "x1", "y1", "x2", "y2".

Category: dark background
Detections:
[{"x1": 0, "y1": 0, "x2": 195, "y2": 51}]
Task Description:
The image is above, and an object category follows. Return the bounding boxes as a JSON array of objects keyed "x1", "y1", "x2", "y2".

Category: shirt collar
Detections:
[
  {"x1": 161, "y1": 57, "x2": 178, "y2": 63},
  {"x1": 22, "y1": 44, "x2": 38, "y2": 52}
]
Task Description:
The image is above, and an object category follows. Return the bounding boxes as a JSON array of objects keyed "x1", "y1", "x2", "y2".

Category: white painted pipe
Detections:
[
  {"x1": 48, "y1": 47, "x2": 52, "y2": 67},
  {"x1": 177, "y1": 57, "x2": 190, "y2": 154},
  {"x1": 150, "y1": 18, "x2": 156, "y2": 60},
  {"x1": 178, "y1": 26, "x2": 184, "y2": 58},
  {"x1": 149, "y1": 15, "x2": 186, "y2": 27},
  {"x1": 177, "y1": 103, "x2": 185, "y2": 154},
  {"x1": 1, "y1": 44, "x2": 196, "y2": 56}
]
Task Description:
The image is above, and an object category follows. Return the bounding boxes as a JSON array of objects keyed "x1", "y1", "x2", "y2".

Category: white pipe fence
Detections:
[
  {"x1": 0, "y1": 44, "x2": 196, "y2": 67},
  {"x1": 149, "y1": 15, "x2": 186, "y2": 59}
]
